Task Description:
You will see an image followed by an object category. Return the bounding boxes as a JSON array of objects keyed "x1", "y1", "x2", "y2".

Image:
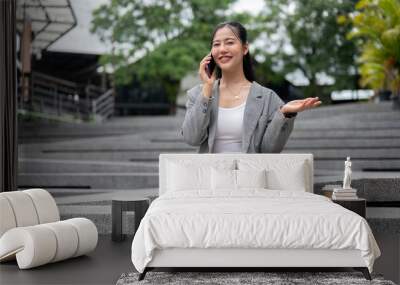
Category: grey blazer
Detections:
[{"x1": 181, "y1": 80, "x2": 296, "y2": 153}]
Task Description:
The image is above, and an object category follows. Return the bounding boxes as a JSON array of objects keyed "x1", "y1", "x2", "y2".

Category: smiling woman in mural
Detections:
[{"x1": 181, "y1": 21, "x2": 322, "y2": 153}]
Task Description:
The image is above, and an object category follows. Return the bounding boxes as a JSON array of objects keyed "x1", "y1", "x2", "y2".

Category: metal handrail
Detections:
[
  {"x1": 32, "y1": 72, "x2": 78, "y2": 88},
  {"x1": 20, "y1": 72, "x2": 114, "y2": 122},
  {"x1": 91, "y1": 89, "x2": 114, "y2": 120}
]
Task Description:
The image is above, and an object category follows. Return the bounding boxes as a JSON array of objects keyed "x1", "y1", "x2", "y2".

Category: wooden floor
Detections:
[{"x1": 0, "y1": 235, "x2": 133, "y2": 285}]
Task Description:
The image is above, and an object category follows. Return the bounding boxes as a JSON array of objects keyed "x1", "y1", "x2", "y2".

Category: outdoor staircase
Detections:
[
  {"x1": 17, "y1": 101, "x2": 400, "y2": 191},
  {"x1": 18, "y1": 71, "x2": 114, "y2": 122}
]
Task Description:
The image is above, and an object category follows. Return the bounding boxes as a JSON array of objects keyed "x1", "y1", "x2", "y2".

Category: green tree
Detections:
[
  {"x1": 345, "y1": 0, "x2": 400, "y2": 107},
  {"x1": 258, "y1": 0, "x2": 359, "y2": 100},
  {"x1": 91, "y1": 0, "x2": 252, "y2": 108}
]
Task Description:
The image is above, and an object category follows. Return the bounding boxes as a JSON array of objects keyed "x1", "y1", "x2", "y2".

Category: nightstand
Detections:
[
  {"x1": 332, "y1": 198, "x2": 366, "y2": 218},
  {"x1": 112, "y1": 196, "x2": 151, "y2": 242}
]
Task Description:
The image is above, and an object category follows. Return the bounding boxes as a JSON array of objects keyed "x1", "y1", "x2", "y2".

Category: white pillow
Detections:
[
  {"x1": 266, "y1": 164, "x2": 306, "y2": 192},
  {"x1": 210, "y1": 168, "x2": 268, "y2": 191},
  {"x1": 238, "y1": 159, "x2": 307, "y2": 192},
  {"x1": 236, "y1": 169, "x2": 267, "y2": 189},
  {"x1": 168, "y1": 162, "x2": 209, "y2": 191},
  {"x1": 211, "y1": 168, "x2": 236, "y2": 190},
  {"x1": 167, "y1": 160, "x2": 235, "y2": 192}
]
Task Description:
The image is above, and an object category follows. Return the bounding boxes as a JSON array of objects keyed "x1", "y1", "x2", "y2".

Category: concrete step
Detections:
[
  {"x1": 18, "y1": 172, "x2": 158, "y2": 189},
  {"x1": 314, "y1": 178, "x2": 400, "y2": 202},
  {"x1": 59, "y1": 205, "x2": 134, "y2": 235},
  {"x1": 314, "y1": 159, "x2": 400, "y2": 171},
  {"x1": 21, "y1": 138, "x2": 400, "y2": 152},
  {"x1": 50, "y1": 188, "x2": 158, "y2": 204},
  {"x1": 290, "y1": 129, "x2": 400, "y2": 139},
  {"x1": 19, "y1": 158, "x2": 158, "y2": 173},
  {"x1": 285, "y1": 149, "x2": 400, "y2": 159},
  {"x1": 18, "y1": 116, "x2": 183, "y2": 144},
  {"x1": 295, "y1": 121, "x2": 400, "y2": 130},
  {"x1": 19, "y1": 124, "x2": 400, "y2": 147},
  {"x1": 296, "y1": 101, "x2": 397, "y2": 117},
  {"x1": 19, "y1": 148, "x2": 400, "y2": 163},
  {"x1": 19, "y1": 150, "x2": 194, "y2": 161},
  {"x1": 20, "y1": 157, "x2": 400, "y2": 172},
  {"x1": 286, "y1": 138, "x2": 400, "y2": 149}
]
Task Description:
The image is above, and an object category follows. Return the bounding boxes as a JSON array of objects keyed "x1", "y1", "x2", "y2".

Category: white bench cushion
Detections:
[
  {"x1": 0, "y1": 189, "x2": 98, "y2": 269},
  {"x1": 24, "y1": 189, "x2": 60, "y2": 224},
  {"x1": 0, "y1": 196, "x2": 17, "y2": 237},
  {"x1": 0, "y1": 218, "x2": 97, "y2": 269}
]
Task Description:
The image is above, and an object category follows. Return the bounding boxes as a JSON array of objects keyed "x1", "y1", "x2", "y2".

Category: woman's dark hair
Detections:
[{"x1": 210, "y1": 21, "x2": 255, "y2": 82}]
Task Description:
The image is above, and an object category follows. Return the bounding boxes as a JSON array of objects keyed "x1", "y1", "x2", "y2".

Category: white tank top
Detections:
[{"x1": 213, "y1": 101, "x2": 246, "y2": 153}]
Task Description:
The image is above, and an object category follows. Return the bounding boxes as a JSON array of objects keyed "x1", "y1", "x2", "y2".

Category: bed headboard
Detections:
[{"x1": 159, "y1": 153, "x2": 314, "y2": 195}]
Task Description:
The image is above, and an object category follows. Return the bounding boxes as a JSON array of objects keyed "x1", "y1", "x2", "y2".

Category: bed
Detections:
[{"x1": 131, "y1": 153, "x2": 381, "y2": 280}]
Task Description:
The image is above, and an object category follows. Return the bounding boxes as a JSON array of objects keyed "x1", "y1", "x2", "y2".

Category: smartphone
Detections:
[{"x1": 206, "y1": 54, "x2": 216, "y2": 78}]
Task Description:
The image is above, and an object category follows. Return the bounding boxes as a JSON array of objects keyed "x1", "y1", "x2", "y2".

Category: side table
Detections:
[
  {"x1": 332, "y1": 198, "x2": 366, "y2": 218},
  {"x1": 112, "y1": 196, "x2": 150, "y2": 242}
]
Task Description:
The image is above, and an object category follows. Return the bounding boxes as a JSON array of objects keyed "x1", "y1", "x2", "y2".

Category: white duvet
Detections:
[{"x1": 131, "y1": 190, "x2": 380, "y2": 273}]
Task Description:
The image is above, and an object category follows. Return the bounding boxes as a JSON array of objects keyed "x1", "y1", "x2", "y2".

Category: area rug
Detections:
[{"x1": 116, "y1": 271, "x2": 396, "y2": 285}]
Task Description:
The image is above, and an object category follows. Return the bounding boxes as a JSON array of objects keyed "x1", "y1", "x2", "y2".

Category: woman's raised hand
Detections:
[
  {"x1": 198, "y1": 53, "x2": 217, "y2": 87},
  {"x1": 280, "y1": 97, "x2": 322, "y2": 114}
]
